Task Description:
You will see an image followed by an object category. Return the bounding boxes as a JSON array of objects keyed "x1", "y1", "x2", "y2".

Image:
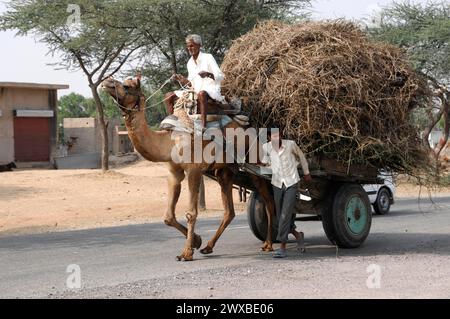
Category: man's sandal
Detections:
[{"x1": 273, "y1": 249, "x2": 287, "y2": 258}]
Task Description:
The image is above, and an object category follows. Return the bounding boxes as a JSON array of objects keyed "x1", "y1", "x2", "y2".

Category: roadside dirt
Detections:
[
  {"x1": 0, "y1": 161, "x2": 246, "y2": 236},
  {"x1": 1, "y1": 160, "x2": 449, "y2": 237}
]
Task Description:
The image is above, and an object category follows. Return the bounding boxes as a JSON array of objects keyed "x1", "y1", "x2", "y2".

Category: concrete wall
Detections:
[
  {"x1": 63, "y1": 118, "x2": 98, "y2": 155},
  {"x1": 108, "y1": 119, "x2": 122, "y2": 154},
  {"x1": 63, "y1": 117, "x2": 122, "y2": 156},
  {"x1": 113, "y1": 125, "x2": 135, "y2": 154},
  {"x1": 54, "y1": 153, "x2": 101, "y2": 169},
  {"x1": 0, "y1": 88, "x2": 14, "y2": 163},
  {"x1": 0, "y1": 87, "x2": 55, "y2": 164}
]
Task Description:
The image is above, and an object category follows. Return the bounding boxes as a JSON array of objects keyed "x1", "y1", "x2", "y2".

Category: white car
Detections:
[{"x1": 363, "y1": 171, "x2": 395, "y2": 215}]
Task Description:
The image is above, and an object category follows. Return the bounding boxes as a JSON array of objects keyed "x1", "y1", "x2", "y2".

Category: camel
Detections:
[{"x1": 102, "y1": 76, "x2": 275, "y2": 261}]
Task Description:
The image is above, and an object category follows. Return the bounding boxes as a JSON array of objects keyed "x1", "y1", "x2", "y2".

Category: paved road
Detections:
[{"x1": 1, "y1": 197, "x2": 450, "y2": 298}]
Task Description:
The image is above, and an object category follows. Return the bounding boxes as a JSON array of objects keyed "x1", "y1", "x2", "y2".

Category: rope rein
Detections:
[
  {"x1": 144, "y1": 77, "x2": 197, "y2": 111},
  {"x1": 113, "y1": 74, "x2": 200, "y2": 112},
  {"x1": 109, "y1": 76, "x2": 263, "y2": 167}
]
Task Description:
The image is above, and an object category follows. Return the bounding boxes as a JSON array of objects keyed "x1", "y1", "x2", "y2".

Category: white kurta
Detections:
[
  {"x1": 262, "y1": 140, "x2": 310, "y2": 188},
  {"x1": 185, "y1": 51, "x2": 226, "y2": 103}
]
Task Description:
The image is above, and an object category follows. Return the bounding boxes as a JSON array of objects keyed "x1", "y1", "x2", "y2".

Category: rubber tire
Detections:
[
  {"x1": 321, "y1": 186, "x2": 339, "y2": 246},
  {"x1": 247, "y1": 192, "x2": 279, "y2": 243},
  {"x1": 373, "y1": 187, "x2": 391, "y2": 215},
  {"x1": 322, "y1": 183, "x2": 372, "y2": 248}
]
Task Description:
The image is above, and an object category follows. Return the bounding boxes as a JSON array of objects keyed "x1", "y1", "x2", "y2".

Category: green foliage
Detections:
[
  {"x1": 59, "y1": 91, "x2": 124, "y2": 126},
  {"x1": 0, "y1": 1, "x2": 142, "y2": 79},
  {"x1": 0, "y1": 0, "x2": 147, "y2": 169},
  {"x1": 138, "y1": 86, "x2": 167, "y2": 127},
  {"x1": 367, "y1": 1, "x2": 450, "y2": 160},
  {"x1": 2, "y1": 0, "x2": 310, "y2": 157},
  {"x1": 98, "y1": 90, "x2": 122, "y2": 119},
  {"x1": 57, "y1": 91, "x2": 122, "y2": 143},
  {"x1": 115, "y1": 0, "x2": 310, "y2": 127},
  {"x1": 368, "y1": 1, "x2": 450, "y2": 84},
  {"x1": 58, "y1": 93, "x2": 96, "y2": 124},
  {"x1": 127, "y1": 0, "x2": 310, "y2": 88},
  {"x1": 1, "y1": 0, "x2": 309, "y2": 105}
]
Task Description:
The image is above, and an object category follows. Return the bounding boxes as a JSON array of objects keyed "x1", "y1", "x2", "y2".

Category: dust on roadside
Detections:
[{"x1": 0, "y1": 161, "x2": 448, "y2": 237}]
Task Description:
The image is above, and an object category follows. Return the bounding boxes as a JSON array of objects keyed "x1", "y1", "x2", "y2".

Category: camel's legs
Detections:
[
  {"x1": 177, "y1": 169, "x2": 202, "y2": 261},
  {"x1": 164, "y1": 165, "x2": 202, "y2": 250},
  {"x1": 200, "y1": 168, "x2": 235, "y2": 255},
  {"x1": 250, "y1": 175, "x2": 275, "y2": 252}
]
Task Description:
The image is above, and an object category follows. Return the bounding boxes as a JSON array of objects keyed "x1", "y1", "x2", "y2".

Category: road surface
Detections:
[{"x1": 1, "y1": 197, "x2": 450, "y2": 298}]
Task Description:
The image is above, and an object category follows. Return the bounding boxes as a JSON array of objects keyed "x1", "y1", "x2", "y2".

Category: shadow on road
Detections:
[{"x1": 199, "y1": 231, "x2": 450, "y2": 262}]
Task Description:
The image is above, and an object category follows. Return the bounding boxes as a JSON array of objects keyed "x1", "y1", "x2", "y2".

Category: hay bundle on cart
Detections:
[{"x1": 221, "y1": 20, "x2": 431, "y2": 174}]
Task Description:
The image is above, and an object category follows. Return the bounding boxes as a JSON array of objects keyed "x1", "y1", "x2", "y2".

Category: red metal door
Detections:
[{"x1": 14, "y1": 117, "x2": 50, "y2": 162}]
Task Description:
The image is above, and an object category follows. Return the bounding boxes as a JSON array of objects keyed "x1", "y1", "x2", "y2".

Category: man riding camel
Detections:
[{"x1": 164, "y1": 34, "x2": 226, "y2": 130}]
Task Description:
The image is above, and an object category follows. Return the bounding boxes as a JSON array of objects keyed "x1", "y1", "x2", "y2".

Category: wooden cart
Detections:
[{"x1": 207, "y1": 156, "x2": 382, "y2": 248}]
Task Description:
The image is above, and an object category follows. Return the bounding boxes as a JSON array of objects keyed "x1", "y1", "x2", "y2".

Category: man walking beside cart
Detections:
[{"x1": 262, "y1": 129, "x2": 312, "y2": 258}]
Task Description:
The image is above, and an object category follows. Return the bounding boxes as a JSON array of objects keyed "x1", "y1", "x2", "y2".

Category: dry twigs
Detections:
[{"x1": 221, "y1": 21, "x2": 432, "y2": 175}]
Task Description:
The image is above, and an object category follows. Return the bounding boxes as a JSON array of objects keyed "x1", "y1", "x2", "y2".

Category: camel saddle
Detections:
[{"x1": 160, "y1": 96, "x2": 250, "y2": 133}]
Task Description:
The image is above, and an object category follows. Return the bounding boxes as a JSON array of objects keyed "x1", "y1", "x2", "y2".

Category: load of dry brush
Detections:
[{"x1": 221, "y1": 21, "x2": 432, "y2": 174}]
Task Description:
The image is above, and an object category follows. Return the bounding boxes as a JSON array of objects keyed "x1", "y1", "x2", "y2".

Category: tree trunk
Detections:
[
  {"x1": 90, "y1": 85, "x2": 109, "y2": 172},
  {"x1": 422, "y1": 107, "x2": 444, "y2": 150},
  {"x1": 435, "y1": 100, "x2": 450, "y2": 159}
]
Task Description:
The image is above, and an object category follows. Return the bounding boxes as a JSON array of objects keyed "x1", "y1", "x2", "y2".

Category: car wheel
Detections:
[
  {"x1": 247, "y1": 192, "x2": 279, "y2": 242},
  {"x1": 373, "y1": 187, "x2": 391, "y2": 215}
]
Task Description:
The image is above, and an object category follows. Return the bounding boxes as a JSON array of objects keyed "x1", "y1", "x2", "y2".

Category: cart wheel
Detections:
[
  {"x1": 247, "y1": 192, "x2": 278, "y2": 243},
  {"x1": 373, "y1": 187, "x2": 391, "y2": 215},
  {"x1": 322, "y1": 183, "x2": 372, "y2": 248}
]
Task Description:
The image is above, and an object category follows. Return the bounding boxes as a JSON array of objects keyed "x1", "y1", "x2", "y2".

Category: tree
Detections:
[
  {"x1": 99, "y1": 89, "x2": 122, "y2": 119},
  {"x1": 367, "y1": 1, "x2": 450, "y2": 159},
  {"x1": 127, "y1": 0, "x2": 310, "y2": 88},
  {"x1": 0, "y1": 0, "x2": 144, "y2": 171},
  {"x1": 57, "y1": 91, "x2": 121, "y2": 133},
  {"x1": 122, "y1": 0, "x2": 310, "y2": 208},
  {"x1": 103, "y1": 0, "x2": 310, "y2": 128},
  {"x1": 57, "y1": 93, "x2": 95, "y2": 144},
  {"x1": 58, "y1": 93, "x2": 96, "y2": 124},
  {"x1": 1, "y1": 0, "x2": 310, "y2": 171}
]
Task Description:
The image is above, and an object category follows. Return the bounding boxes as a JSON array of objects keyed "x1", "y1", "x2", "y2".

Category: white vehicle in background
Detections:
[{"x1": 363, "y1": 171, "x2": 395, "y2": 215}]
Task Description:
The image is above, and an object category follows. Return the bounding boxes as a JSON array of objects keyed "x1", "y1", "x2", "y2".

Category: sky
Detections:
[{"x1": 0, "y1": 0, "x2": 434, "y2": 97}]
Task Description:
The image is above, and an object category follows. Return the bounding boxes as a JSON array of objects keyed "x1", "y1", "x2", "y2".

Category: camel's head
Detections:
[{"x1": 102, "y1": 76, "x2": 144, "y2": 114}]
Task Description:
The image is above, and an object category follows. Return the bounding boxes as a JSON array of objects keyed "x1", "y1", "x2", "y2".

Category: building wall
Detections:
[
  {"x1": 0, "y1": 89, "x2": 14, "y2": 163},
  {"x1": 0, "y1": 87, "x2": 55, "y2": 164},
  {"x1": 63, "y1": 118, "x2": 98, "y2": 155},
  {"x1": 63, "y1": 118, "x2": 122, "y2": 156},
  {"x1": 113, "y1": 125, "x2": 135, "y2": 154}
]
